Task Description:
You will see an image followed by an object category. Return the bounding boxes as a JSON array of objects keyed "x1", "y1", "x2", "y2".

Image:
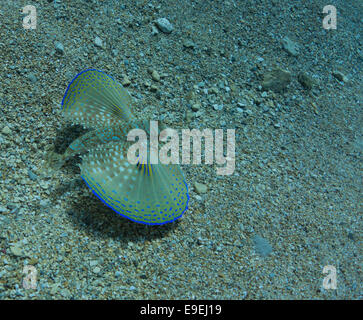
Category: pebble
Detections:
[
  {"x1": 54, "y1": 41, "x2": 64, "y2": 54},
  {"x1": 281, "y1": 36, "x2": 300, "y2": 57},
  {"x1": 151, "y1": 70, "x2": 160, "y2": 82},
  {"x1": 27, "y1": 73, "x2": 37, "y2": 83},
  {"x1": 93, "y1": 266, "x2": 101, "y2": 274},
  {"x1": 191, "y1": 103, "x2": 201, "y2": 112},
  {"x1": 90, "y1": 260, "x2": 98, "y2": 267},
  {"x1": 332, "y1": 70, "x2": 348, "y2": 82},
  {"x1": 262, "y1": 68, "x2": 291, "y2": 92},
  {"x1": 1, "y1": 125, "x2": 11, "y2": 135},
  {"x1": 183, "y1": 40, "x2": 195, "y2": 49},
  {"x1": 154, "y1": 18, "x2": 173, "y2": 34},
  {"x1": 122, "y1": 76, "x2": 131, "y2": 86},
  {"x1": 297, "y1": 72, "x2": 314, "y2": 90},
  {"x1": 151, "y1": 25, "x2": 159, "y2": 35},
  {"x1": 194, "y1": 182, "x2": 208, "y2": 194},
  {"x1": 213, "y1": 104, "x2": 223, "y2": 111},
  {"x1": 10, "y1": 245, "x2": 23, "y2": 257},
  {"x1": 27, "y1": 169, "x2": 37, "y2": 181},
  {"x1": 253, "y1": 235, "x2": 273, "y2": 257},
  {"x1": 94, "y1": 36, "x2": 103, "y2": 48},
  {"x1": 50, "y1": 283, "x2": 59, "y2": 295}
]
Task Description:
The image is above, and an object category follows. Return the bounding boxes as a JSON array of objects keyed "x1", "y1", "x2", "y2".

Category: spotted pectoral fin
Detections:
[
  {"x1": 61, "y1": 69, "x2": 135, "y2": 129},
  {"x1": 79, "y1": 142, "x2": 189, "y2": 225}
]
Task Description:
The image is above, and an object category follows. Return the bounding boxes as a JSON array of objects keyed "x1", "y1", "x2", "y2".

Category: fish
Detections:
[{"x1": 57, "y1": 69, "x2": 189, "y2": 225}]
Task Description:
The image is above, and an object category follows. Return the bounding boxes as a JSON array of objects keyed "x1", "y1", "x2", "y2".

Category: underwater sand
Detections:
[{"x1": 0, "y1": 0, "x2": 361, "y2": 299}]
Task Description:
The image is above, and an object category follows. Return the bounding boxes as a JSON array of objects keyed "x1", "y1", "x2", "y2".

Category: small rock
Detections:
[
  {"x1": 10, "y1": 245, "x2": 23, "y2": 257},
  {"x1": 94, "y1": 36, "x2": 103, "y2": 48},
  {"x1": 151, "y1": 70, "x2": 160, "y2": 82},
  {"x1": 60, "y1": 288, "x2": 71, "y2": 298},
  {"x1": 262, "y1": 68, "x2": 291, "y2": 92},
  {"x1": 50, "y1": 283, "x2": 59, "y2": 295},
  {"x1": 154, "y1": 18, "x2": 173, "y2": 34},
  {"x1": 93, "y1": 266, "x2": 101, "y2": 274},
  {"x1": 151, "y1": 25, "x2": 159, "y2": 35},
  {"x1": 194, "y1": 182, "x2": 208, "y2": 194},
  {"x1": 27, "y1": 169, "x2": 37, "y2": 181},
  {"x1": 185, "y1": 110, "x2": 194, "y2": 122},
  {"x1": 1, "y1": 126, "x2": 11, "y2": 135},
  {"x1": 281, "y1": 36, "x2": 300, "y2": 57},
  {"x1": 122, "y1": 76, "x2": 131, "y2": 86},
  {"x1": 183, "y1": 40, "x2": 195, "y2": 49},
  {"x1": 297, "y1": 72, "x2": 314, "y2": 90},
  {"x1": 0, "y1": 206, "x2": 8, "y2": 214},
  {"x1": 54, "y1": 42, "x2": 64, "y2": 54},
  {"x1": 213, "y1": 104, "x2": 223, "y2": 111},
  {"x1": 273, "y1": 122, "x2": 281, "y2": 128},
  {"x1": 27, "y1": 73, "x2": 37, "y2": 83},
  {"x1": 90, "y1": 260, "x2": 98, "y2": 267},
  {"x1": 253, "y1": 235, "x2": 273, "y2": 257},
  {"x1": 191, "y1": 103, "x2": 201, "y2": 112},
  {"x1": 332, "y1": 70, "x2": 348, "y2": 83}
]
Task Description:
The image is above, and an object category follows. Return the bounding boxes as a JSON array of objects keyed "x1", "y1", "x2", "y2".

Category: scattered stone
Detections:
[
  {"x1": 183, "y1": 40, "x2": 195, "y2": 49},
  {"x1": 213, "y1": 103, "x2": 223, "y2": 111},
  {"x1": 90, "y1": 260, "x2": 98, "y2": 267},
  {"x1": 297, "y1": 72, "x2": 314, "y2": 90},
  {"x1": 1, "y1": 125, "x2": 11, "y2": 135},
  {"x1": 151, "y1": 25, "x2": 159, "y2": 35},
  {"x1": 281, "y1": 36, "x2": 300, "y2": 57},
  {"x1": 93, "y1": 266, "x2": 101, "y2": 274},
  {"x1": 94, "y1": 36, "x2": 103, "y2": 48},
  {"x1": 273, "y1": 122, "x2": 281, "y2": 128},
  {"x1": 262, "y1": 68, "x2": 291, "y2": 92},
  {"x1": 185, "y1": 110, "x2": 194, "y2": 122},
  {"x1": 194, "y1": 182, "x2": 208, "y2": 194},
  {"x1": 332, "y1": 70, "x2": 348, "y2": 82},
  {"x1": 154, "y1": 18, "x2": 173, "y2": 34},
  {"x1": 27, "y1": 73, "x2": 37, "y2": 83},
  {"x1": 27, "y1": 169, "x2": 37, "y2": 181},
  {"x1": 253, "y1": 235, "x2": 273, "y2": 257},
  {"x1": 0, "y1": 206, "x2": 8, "y2": 214},
  {"x1": 50, "y1": 283, "x2": 59, "y2": 295},
  {"x1": 122, "y1": 76, "x2": 131, "y2": 86},
  {"x1": 39, "y1": 199, "x2": 50, "y2": 207},
  {"x1": 60, "y1": 288, "x2": 71, "y2": 298},
  {"x1": 209, "y1": 87, "x2": 219, "y2": 94},
  {"x1": 191, "y1": 103, "x2": 201, "y2": 112},
  {"x1": 151, "y1": 70, "x2": 160, "y2": 82},
  {"x1": 10, "y1": 245, "x2": 23, "y2": 257},
  {"x1": 237, "y1": 100, "x2": 248, "y2": 109},
  {"x1": 54, "y1": 42, "x2": 64, "y2": 55}
]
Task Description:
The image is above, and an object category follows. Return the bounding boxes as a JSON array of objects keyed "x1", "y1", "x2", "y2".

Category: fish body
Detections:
[{"x1": 59, "y1": 69, "x2": 189, "y2": 225}]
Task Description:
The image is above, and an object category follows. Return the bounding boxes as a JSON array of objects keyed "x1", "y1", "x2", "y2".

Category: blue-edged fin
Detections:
[
  {"x1": 79, "y1": 142, "x2": 189, "y2": 225},
  {"x1": 61, "y1": 69, "x2": 135, "y2": 129}
]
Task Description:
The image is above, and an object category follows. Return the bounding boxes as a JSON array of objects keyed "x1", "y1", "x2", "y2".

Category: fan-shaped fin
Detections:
[
  {"x1": 79, "y1": 142, "x2": 189, "y2": 225},
  {"x1": 61, "y1": 69, "x2": 135, "y2": 129}
]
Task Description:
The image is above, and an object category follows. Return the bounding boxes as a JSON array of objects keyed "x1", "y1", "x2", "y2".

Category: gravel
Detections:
[{"x1": 0, "y1": 0, "x2": 361, "y2": 300}]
